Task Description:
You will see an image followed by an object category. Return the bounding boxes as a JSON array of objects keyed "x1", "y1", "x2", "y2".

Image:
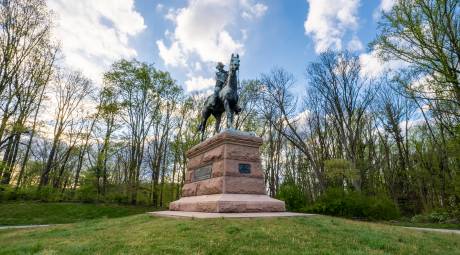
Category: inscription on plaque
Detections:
[
  {"x1": 193, "y1": 165, "x2": 212, "y2": 182},
  {"x1": 238, "y1": 163, "x2": 251, "y2": 174}
]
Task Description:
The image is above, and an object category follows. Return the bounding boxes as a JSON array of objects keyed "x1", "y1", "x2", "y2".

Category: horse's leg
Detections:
[
  {"x1": 214, "y1": 113, "x2": 222, "y2": 134},
  {"x1": 223, "y1": 99, "x2": 233, "y2": 129},
  {"x1": 198, "y1": 109, "x2": 211, "y2": 141}
]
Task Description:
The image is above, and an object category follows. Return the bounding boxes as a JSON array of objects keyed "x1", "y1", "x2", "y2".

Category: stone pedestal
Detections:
[{"x1": 169, "y1": 130, "x2": 285, "y2": 213}]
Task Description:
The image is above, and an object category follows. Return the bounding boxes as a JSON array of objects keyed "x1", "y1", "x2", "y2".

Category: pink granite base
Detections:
[
  {"x1": 181, "y1": 176, "x2": 266, "y2": 196},
  {"x1": 169, "y1": 130, "x2": 286, "y2": 213},
  {"x1": 169, "y1": 194, "x2": 285, "y2": 213}
]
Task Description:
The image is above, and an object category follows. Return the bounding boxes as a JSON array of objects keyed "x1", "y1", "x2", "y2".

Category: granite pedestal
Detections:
[{"x1": 169, "y1": 130, "x2": 285, "y2": 213}]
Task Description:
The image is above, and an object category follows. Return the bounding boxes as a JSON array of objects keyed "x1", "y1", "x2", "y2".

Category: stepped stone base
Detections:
[
  {"x1": 168, "y1": 130, "x2": 286, "y2": 213},
  {"x1": 169, "y1": 194, "x2": 285, "y2": 213}
]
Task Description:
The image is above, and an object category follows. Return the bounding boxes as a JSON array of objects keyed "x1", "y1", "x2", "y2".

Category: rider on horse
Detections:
[
  {"x1": 211, "y1": 62, "x2": 228, "y2": 107},
  {"x1": 198, "y1": 55, "x2": 242, "y2": 140},
  {"x1": 211, "y1": 62, "x2": 241, "y2": 113}
]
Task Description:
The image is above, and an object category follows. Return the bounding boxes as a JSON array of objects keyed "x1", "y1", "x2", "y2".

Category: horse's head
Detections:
[{"x1": 229, "y1": 53, "x2": 240, "y2": 72}]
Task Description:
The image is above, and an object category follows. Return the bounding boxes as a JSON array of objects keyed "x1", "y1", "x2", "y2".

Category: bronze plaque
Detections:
[
  {"x1": 239, "y1": 163, "x2": 251, "y2": 174},
  {"x1": 193, "y1": 165, "x2": 212, "y2": 182}
]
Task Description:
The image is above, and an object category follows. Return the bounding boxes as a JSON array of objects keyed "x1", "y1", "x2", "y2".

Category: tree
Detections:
[
  {"x1": 374, "y1": 0, "x2": 460, "y2": 110},
  {"x1": 91, "y1": 85, "x2": 120, "y2": 196},
  {"x1": 0, "y1": 0, "x2": 52, "y2": 97},
  {"x1": 0, "y1": 0, "x2": 57, "y2": 184},
  {"x1": 104, "y1": 59, "x2": 179, "y2": 205},
  {"x1": 39, "y1": 70, "x2": 92, "y2": 187},
  {"x1": 0, "y1": 44, "x2": 56, "y2": 184},
  {"x1": 260, "y1": 68, "x2": 326, "y2": 194},
  {"x1": 306, "y1": 51, "x2": 376, "y2": 191}
]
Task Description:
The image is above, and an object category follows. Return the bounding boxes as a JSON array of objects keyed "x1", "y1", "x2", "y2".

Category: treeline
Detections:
[
  {"x1": 0, "y1": 0, "x2": 459, "y2": 220},
  {"x1": 267, "y1": 0, "x2": 460, "y2": 218},
  {"x1": 0, "y1": 0, "x2": 198, "y2": 206}
]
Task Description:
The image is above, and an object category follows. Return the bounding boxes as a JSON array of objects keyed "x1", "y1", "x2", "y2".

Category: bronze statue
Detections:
[
  {"x1": 212, "y1": 62, "x2": 228, "y2": 107},
  {"x1": 198, "y1": 54, "x2": 241, "y2": 141}
]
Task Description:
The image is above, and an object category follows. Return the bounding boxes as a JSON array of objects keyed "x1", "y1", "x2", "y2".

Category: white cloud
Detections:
[
  {"x1": 292, "y1": 109, "x2": 310, "y2": 129},
  {"x1": 359, "y1": 51, "x2": 384, "y2": 78},
  {"x1": 241, "y1": 2, "x2": 268, "y2": 20},
  {"x1": 379, "y1": 0, "x2": 396, "y2": 12},
  {"x1": 359, "y1": 50, "x2": 407, "y2": 78},
  {"x1": 156, "y1": 4, "x2": 164, "y2": 12},
  {"x1": 156, "y1": 40, "x2": 187, "y2": 67},
  {"x1": 373, "y1": 0, "x2": 396, "y2": 20},
  {"x1": 194, "y1": 62, "x2": 203, "y2": 71},
  {"x1": 347, "y1": 36, "x2": 364, "y2": 52},
  {"x1": 410, "y1": 75, "x2": 431, "y2": 91},
  {"x1": 47, "y1": 0, "x2": 146, "y2": 84},
  {"x1": 157, "y1": 0, "x2": 267, "y2": 92},
  {"x1": 165, "y1": 8, "x2": 179, "y2": 21},
  {"x1": 304, "y1": 0, "x2": 361, "y2": 53},
  {"x1": 157, "y1": 0, "x2": 266, "y2": 67},
  {"x1": 408, "y1": 75, "x2": 444, "y2": 101},
  {"x1": 185, "y1": 76, "x2": 214, "y2": 92}
]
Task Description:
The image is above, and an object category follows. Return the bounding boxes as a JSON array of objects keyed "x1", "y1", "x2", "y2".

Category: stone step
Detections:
[{"x1": 169, "y1": 194, "x2": 285, "y2": 213}]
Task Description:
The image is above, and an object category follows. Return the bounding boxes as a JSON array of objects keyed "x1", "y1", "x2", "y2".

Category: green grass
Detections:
[
  {"x1": 1, "y1": 214, "x2": 459, "y2": 254},
  {"x1": 386, "y1": 221, "x2": 460, "y2": 230},
  {"x1": 0, "y1": 202, "x2": 151, "y2": 225},
  {"x1": 0, "y1": 202, "x2": 459, "y2": 254}
]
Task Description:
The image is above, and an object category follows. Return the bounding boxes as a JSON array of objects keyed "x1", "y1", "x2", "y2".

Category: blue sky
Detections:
[{"x1": 47, "y1": 0, "x2": 394, "y2": 93}]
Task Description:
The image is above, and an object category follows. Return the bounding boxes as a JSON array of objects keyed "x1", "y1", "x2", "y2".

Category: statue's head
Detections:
[
  {"x1": 230, "y1": 53, "x2": 240, "y2": 71},
  {"x1": 216, "y1": 62, "x2": 225, "y2": 71}
]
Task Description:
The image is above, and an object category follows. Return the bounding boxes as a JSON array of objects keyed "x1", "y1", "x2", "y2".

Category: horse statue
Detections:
[{"x1": 198, "y1": 54, "x2": 241, "y2": 141}]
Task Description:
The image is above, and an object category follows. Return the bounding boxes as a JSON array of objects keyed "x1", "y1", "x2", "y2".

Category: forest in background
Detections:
[{"x1": 0, "y1": 0, "x2": 459, "y2": 222}]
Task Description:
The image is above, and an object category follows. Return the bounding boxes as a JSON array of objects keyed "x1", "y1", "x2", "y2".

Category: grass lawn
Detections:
[
  {"x1": 386, "y1": 221, "x2": 460, "y2": 230},
  {"x1": 0, "y1": 201, "x2": 151, "y2": 225},
  {"x1": 0, "y1": 204, "x2": 459, "y2": 255}
]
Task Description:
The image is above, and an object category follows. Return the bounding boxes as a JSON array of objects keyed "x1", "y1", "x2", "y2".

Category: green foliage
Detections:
[
  {"x1": 0, "y1": 202, "x2": 149, "y2": 225},
  {"x1": 0, "y1": 185, "x2": 15, "y2": 201},
  {"x1": 276, "y1": 181, "x2": 306, "y2": 211},
  {"x1": 75, "y1": 172, "x2": 98, "y2": 203},
  {"x1": 35, "y1": 186, "x2": 64, "y2": 202},
  {"x1": 448, "y1": 125, "x2": 460, "y2": 201},
  {"x1": 103, "y1": 184, "x2": 129, "y2": 204},
  {"x1": 411, "y1": 210, "x2": 459, "y2": 224},
  {"x1": 1, "y1": 186, "x2": 30, "y2": 201},
  {"x1": 1, "y1": 185, "x2": 63, "y2": 202},
  {"x1": 305, "y1": 188, "x2": 400, "y2": 220},
  {"x1": 0, "y1": 185, "x2": 64, "y2": 202},
  {"x1": 1, "y1": 176, "x2": 178, "y2": 208},
  {"x1": 324, "y1": 159, "x2": 358, "y2": 188}
]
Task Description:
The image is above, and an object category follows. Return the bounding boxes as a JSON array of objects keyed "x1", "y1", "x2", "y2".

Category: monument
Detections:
[{"x1": 169, "y1": 54, "x2": 285, "y2": 213}]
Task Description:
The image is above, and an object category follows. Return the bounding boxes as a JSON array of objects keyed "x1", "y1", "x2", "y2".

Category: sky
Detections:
[{"x1": 46, "y1": 0, "x2": 397, "y2": 94}]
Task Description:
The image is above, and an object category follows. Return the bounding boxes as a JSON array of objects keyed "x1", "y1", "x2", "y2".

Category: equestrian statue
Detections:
[{"x1": 198, "y1": 54, "x2": 242, "y2": 141}]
